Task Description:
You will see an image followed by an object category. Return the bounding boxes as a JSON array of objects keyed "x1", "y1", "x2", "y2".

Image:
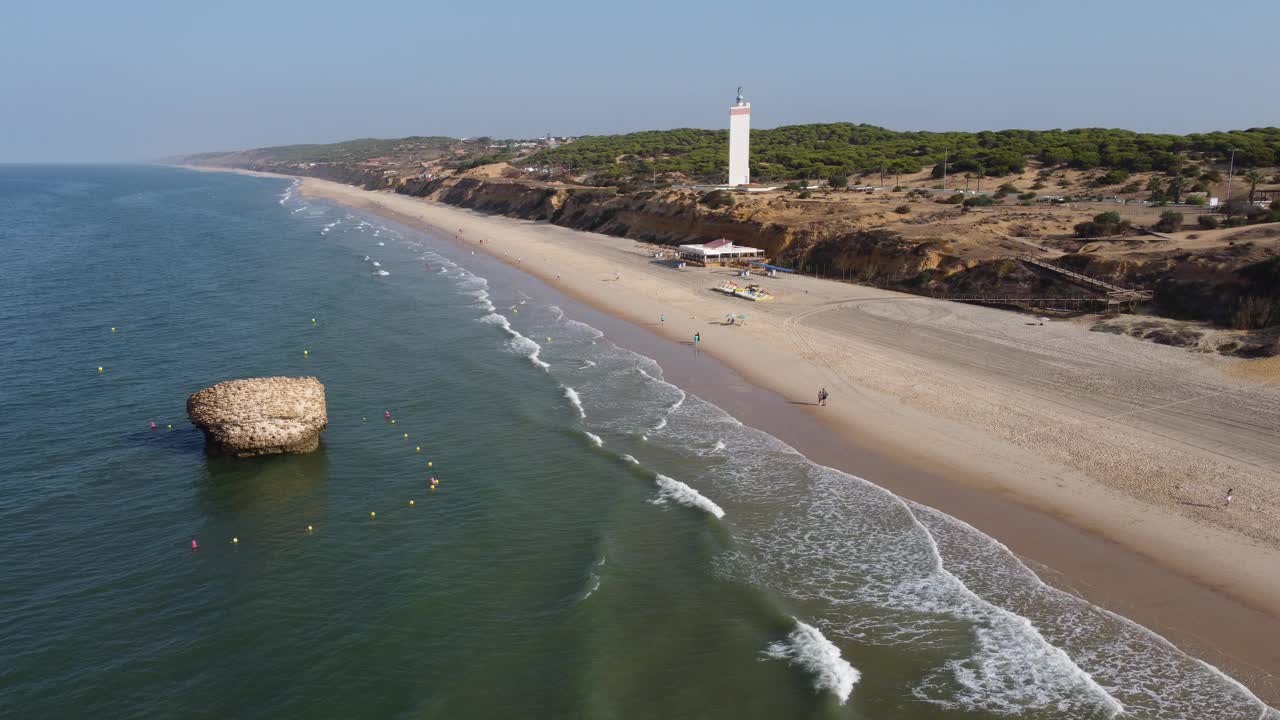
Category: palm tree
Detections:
[{"x1": 1243, "y1": 169, "x2": 1266, "y2": 202}]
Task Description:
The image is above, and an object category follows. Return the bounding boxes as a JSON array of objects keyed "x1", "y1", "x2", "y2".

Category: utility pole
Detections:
[
  {"x1": 1225, "y1": 148, "x2": 1236, "y2": 206},
  {"x1": 942, "y1": 149, "x2": 948, "y2": 191}
]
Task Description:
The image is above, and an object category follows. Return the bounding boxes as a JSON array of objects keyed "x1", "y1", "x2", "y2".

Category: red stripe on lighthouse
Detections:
[{"x1": 730, "y1": 107, "x2": 751, "y2": 116}]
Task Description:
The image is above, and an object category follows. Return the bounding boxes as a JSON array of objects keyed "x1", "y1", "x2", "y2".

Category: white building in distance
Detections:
[{"x1": 728, "y1": 87, "x2": 750, "y2": 187}]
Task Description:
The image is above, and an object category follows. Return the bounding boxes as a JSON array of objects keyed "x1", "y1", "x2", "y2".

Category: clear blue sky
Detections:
[{"x1": 2, "y1": 0, "x2": 1276, "y2": 162}]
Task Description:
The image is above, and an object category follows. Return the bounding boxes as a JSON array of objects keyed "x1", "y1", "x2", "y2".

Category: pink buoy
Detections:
[
  {"x1": 191, "y1": 539, "x2": 198, "y2": 551},
  {"x1": 150, "y1": 422, "x2": 156, "y2": 430},
  {"x1": 385, "y1": 410, "x2": 391, "y2": 420}
]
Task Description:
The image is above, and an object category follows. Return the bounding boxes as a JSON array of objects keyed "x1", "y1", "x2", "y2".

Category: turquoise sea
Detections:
[{"x1": 0, "y1": 165, "x2": 1274, "y2": 719}]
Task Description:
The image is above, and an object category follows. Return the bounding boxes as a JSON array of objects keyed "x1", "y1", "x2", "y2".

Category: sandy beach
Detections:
[{"x1": 188, "y1": 167, "x2": 1280, "y2": 700}]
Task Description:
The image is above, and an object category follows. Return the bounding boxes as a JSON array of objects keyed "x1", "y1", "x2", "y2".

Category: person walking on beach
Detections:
[
  {"x1": 1225, "y1": 488, "x2": 1233, "y2": 509},
  {"x1": 818, "y1": 388, "x2": 828, "y2": 406},
  {"x1": 660, "y1": 313, "x2": 665, "y2": 324},
  {"x1": 694, "y1": 332, "x2": 700, "y2": 347}
]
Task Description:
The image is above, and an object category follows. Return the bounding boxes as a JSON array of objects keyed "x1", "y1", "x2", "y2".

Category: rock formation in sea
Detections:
[{"x1": 186, "y1": 377, "x2": 327, "y2": 457}]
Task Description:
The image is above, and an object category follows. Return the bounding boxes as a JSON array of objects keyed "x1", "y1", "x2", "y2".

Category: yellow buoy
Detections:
[
  {"x1": 370, "y1": 511, "x2": 376, "y2": 519},
  {"x1": 166, "y1": 424, "x2": 172, "y2": 430},
  {"x1": 111, "y1": 327, "x2": 116, "y2": 332},
  {"x1": 427, "y1": 460, "x2": 433, "y2": 467},
  {"x1": 303, "y1": 349, "x2": 309, "y2": 357},
  {"x1": 307, "y1": 525, "x2": 313, "y2": 533},
  {"x1": 403, "y1": 433, "x2": 408, "y2": 439},
  {"x1": 415, "y1": 446, "x2": 421, "y2": 453},
  {"x1": 409, "y1": 499, "x2": 415, "y2": 506},
  {"x1": 430, "y1": 485, "x2": 435, "y2": 491},
  {"x1": 98, "y1": 367, "x2": 104, "y2": 373},
  {"x1": 311, "y1": 318, "x2": 316, "y2": 324},
  {"x1": 232, "y1": 537, "x2": 239, "y2": 544},
  {"x1": 547, "y1": 337, "x2": 551, "y2": 342},
  {"x1": 391, "y1": 419, "x2": 396, "y2": 425}
]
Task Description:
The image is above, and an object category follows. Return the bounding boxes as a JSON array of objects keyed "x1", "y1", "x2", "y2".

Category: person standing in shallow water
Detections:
[{"x1": 818, "y1": 388, "x2": 828, "y2": 406}]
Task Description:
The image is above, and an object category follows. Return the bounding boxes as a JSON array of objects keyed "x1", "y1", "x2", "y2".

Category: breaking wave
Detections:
[
  {"x1": 765, "y1": 619, "x2": 860, "y2": 705},
  {"x1": 479, "y1": 312, "x2": 549, "y2": 370},
  {"x1": 652, "y1": 474, "x2": 725, "y2": 519},
  {"x1": 562, "y1": 385, "x2": 585, "y2": 418}
]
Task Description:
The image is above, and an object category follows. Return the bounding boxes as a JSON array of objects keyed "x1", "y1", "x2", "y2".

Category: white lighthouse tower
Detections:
[{"x1": 728, "y1": 86, "x2": 750, "y2": 187}]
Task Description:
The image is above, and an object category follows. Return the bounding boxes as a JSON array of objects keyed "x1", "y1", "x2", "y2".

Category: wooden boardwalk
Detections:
[{"x1": 1016, "y1": 256, "x2": 1154, "y2": 303}]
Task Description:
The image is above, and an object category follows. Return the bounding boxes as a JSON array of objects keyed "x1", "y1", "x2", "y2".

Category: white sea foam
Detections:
[
  {"x1": 546, "y1": 305, "x2": 606, "y2": 341},
  {"x1": 893, "y1": 504, "x2": 1126, "y2": 717},
  {"x1": 583, "y1": 431, "x2": 604, "y2": 447},
  {"x1": 467, "y1": 289, "x2": 496, "y2": 312},
  {"x1": 620, "y1": 455, "x2": 638, "y2": 465},
  {"x1": 479, "y1": 312, "x2": 511, "y2": 330},
  {"x1": 371, "y1": 261, "x2": 381, "y2": 267},
  {"x1": 668, "y1": 391, "x2": 685, "y2": 413},
  {"x1": 478, "y1": 313, "x2": 549, "y2": 370},
  {"x1": 377, "y1": 241, "x2": 384, "y2": 246},
  {"x1": 562, "y1": 385, "x2": 585, "y2": 418},
  {"x1": 375, "y1": 269, "x2": 389, "y2": 276},
  {"x1": 512, "y1": 336, "x2": 550, "y2": 369},
  {"x1": 278, "y1": 179, "x2": 300, "y2": 204},
  {"x1": 580, "y1": 573, "x2": 602, "y2": 602},
  {"x1": 653, "y1": 417, "x2": 668, "y2": 430},
  {"x1": 713, "y1": 440, "x2": 726, "y2": 452},
  {"x1": 765, "y1": 620, "x2": 859, "y2": 705},
  {"x1": 912, "y1": 504, "x2": 1270, "y2": 718},
  {"x1": 652, "y1": 474, "x2": 724, "y2": 519}
]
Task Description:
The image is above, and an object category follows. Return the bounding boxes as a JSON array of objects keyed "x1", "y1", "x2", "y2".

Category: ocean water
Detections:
[{"x1": 0, "y1": 165, "x2": 1275, "y2": 719}]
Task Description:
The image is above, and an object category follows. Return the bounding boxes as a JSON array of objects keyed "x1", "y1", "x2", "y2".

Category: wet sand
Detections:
[{"x1": 181, "y1": 166, "x2": 1280, "y2": 702}]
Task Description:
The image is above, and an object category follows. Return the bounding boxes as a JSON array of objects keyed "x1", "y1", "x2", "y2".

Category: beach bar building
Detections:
[{"x1": 676, "y1": 238, "x2": 765, "y2": 266}]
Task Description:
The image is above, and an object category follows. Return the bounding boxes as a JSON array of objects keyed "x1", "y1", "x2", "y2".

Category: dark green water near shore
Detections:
[{"x1": 0, "y1": 166, "x2": 1272, "y2": 719}]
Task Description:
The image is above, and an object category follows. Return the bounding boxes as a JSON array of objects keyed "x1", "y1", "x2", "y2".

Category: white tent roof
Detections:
[{"x1": 677, "y1": 240, "x2": 763, "y2": 256}]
